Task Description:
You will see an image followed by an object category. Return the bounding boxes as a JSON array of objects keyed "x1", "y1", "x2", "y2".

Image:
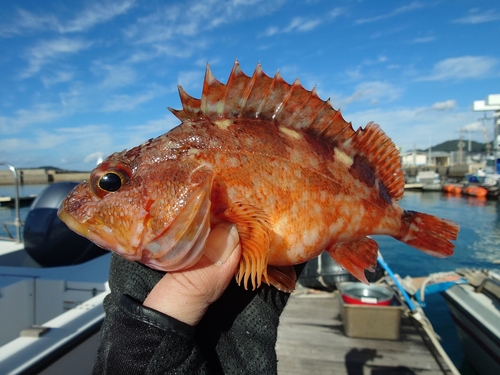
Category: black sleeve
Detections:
[
  {"x1": 93, "y1": 256, "x2": 210, "y2": 375},
  {"x1": 94, "y1": 253, "x2": 305, "y2": 375}
]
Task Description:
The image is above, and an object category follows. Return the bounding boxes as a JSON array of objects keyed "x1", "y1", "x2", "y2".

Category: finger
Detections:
[{"x1": 204, "y1": 222, "x2": 240, "y2": 265}]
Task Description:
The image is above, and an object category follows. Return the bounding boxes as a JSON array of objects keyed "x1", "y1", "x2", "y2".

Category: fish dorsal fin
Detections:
[
  {"x1": 346, "y1": 123, "x2": 405, "y2": 200},
  {"x1": 169, "y1": 61, "x2": 404, "y2": 200},
  {"x1": 168, "y1": 61, "x2": 355, "y2": 143}
]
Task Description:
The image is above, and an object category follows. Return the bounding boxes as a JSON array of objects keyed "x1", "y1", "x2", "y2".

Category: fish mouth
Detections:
[
  {"x1": 58, "y1": 209, "x2": 89, "y2": 238},
  {"x1": 58, "y1": 207, "x2": 142, "y2": 257},
  {"x1": 141, "y1": 178, "x2": 212, "y2": 271}
]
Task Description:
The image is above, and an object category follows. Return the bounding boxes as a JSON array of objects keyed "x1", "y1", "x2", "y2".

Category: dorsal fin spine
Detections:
[
  {"x1": 201, "y1": 64, "x2": 226, "y2": 118},
  {"x1": 222, "y1": 61, "x2": 247, "y2": 118},
  {"x1": 169, "y1": 86, "x2": 201, "y2": 121},
  {"x1": 274, "y1": 79, "x2": 308, "y2": 127},
  {"x1": 241, "y1": 63, "x2": 272, "y2": 119}
]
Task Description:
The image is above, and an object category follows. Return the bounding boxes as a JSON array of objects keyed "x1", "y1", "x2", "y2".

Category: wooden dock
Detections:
[{"x1": 276, "y1": 288, "x2": 452, "y2": 375}]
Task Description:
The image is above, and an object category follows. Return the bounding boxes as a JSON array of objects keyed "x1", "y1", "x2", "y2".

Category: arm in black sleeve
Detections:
[
  {"x1": 93, "y1": 254, "x2": 211, "y2": 375},
  {"x1": 94, "y1": 253, "x2": 305, "y2": 375}
]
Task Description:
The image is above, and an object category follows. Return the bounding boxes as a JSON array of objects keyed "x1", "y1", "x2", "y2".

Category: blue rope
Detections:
[{"x1": 377, "y1": 255, "x2": 417, "y2": 312}]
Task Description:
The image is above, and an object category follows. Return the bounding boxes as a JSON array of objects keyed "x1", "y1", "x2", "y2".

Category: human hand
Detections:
[{"x1": 143, "y1": 222, "x2": 241, "y2": 326}]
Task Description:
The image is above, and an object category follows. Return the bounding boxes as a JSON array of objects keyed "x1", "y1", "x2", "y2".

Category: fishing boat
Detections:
[
  {"x1": 392, "y1": 265, "x2": 500, "y2": 375},
  {"x1": 441, "y1": 269, "x2": 500, "y2": 375},
  {"x1": 0, "y1": 164, "x2": 109, "y2": 375}
]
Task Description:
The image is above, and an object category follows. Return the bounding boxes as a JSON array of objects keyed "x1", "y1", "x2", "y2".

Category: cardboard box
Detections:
[{"x1": 339, "y1": 289, "x2": 403, "y2": 340}]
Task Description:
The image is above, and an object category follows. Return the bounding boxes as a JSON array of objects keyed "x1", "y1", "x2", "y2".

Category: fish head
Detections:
[{"x1": 58, "y1": 152, "x2": 215, "y2": 271}]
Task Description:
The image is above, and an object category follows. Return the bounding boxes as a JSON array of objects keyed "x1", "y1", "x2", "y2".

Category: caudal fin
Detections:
[{"x1": 398, "y1": 210, "x2": 459, "y2": 257}]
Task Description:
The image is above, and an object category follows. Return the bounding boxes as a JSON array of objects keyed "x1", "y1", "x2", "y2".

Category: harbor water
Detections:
[{"x1": 1, "y1": 185, "x2": 499, "y2": 371}]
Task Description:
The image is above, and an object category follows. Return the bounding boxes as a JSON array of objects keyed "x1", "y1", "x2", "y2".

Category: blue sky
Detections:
[{"x1": 1, "y1": 0, "x2": 499, "y2": 171}]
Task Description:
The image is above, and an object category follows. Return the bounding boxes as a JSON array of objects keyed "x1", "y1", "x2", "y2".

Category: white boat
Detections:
[
  {"x1": 442, "y1": 269, "x2": 500, "y2": 375},
  {"x1": 399, "y1": 267, "x2": 500, "y2": 375},
  {"x1": 0, "y1": 164, "x2": 110, "y2": 375}
]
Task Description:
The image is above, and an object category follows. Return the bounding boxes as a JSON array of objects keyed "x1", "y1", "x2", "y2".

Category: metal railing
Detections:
[{"x1": 1, "y1": 163, "x2": 22, "y2": 243}]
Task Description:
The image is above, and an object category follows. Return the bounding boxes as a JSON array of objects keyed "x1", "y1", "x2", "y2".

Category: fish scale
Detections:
[{"x1": 58, "y1": 61, "x2": 459, "y2": 292}]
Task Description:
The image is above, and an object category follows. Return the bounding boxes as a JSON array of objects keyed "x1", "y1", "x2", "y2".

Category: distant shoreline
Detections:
[{"x1": 0, "y1": 168, "x2": 89, "y2": 186}]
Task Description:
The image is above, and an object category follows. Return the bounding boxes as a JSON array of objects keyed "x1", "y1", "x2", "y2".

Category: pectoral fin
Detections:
[
  {"x1": 221, "y1": 202, "x2": 272, "y2": 290},
  {"x1": 326, "y1": 237, "x2": 379, "y2": 285}
]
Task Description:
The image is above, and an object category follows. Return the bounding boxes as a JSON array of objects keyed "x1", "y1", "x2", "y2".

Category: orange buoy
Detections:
[
  {"x1": 463, "y1": 185, "x2": 488, "y2": 197},
  {"x1": 443, "y1": 184, "x2": 463, "y2": 195}
]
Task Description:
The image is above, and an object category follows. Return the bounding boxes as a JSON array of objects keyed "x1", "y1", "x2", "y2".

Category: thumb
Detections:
[{"x1": 204, "y1": 223, "x2": 240, "y2": 265}]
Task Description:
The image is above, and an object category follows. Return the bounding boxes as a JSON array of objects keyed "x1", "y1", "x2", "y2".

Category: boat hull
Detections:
[{"x1": 443, "y1": 283, "x2": 500, "y2": 375}]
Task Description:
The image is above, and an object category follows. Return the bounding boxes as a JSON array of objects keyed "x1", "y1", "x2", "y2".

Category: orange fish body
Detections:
[{"x1": 58, "y1": 62, "x2": 459, "y2": 291}]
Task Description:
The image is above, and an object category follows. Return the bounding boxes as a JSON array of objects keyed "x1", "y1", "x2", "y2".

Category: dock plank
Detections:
[{"x1": 276, "y1": 289, "x2": 451, "y2": 375}]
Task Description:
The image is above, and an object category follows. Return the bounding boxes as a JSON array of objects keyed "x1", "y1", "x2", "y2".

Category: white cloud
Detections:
[
  {"x1": 84, "y1": 151, "x2": 105, "y2": 164},
  {"x1": 418, "y1": 56, "x2": 498, "y2": 81},
  {"x1": 264, "y1": 26, "x2": 279, "y2": 37},
  {"x1": 92, "y1": 62, "x2": 137, "y2": 88},
  {"x1": 0, "y1": 9, "x2": 57, "y2": 37},
  {"x1": 329, "y1": 8, "x2": 344, "y2": 19},
  {"x1": 177, "y1": 70, "x2": 205, "y2": 91},
  {"x1": 283, "y1": 17, "x2": 322, "y2": 33},
  {"x1": 431, "y1": 100, "x2": 456, "y2": 111},
  {"x1": 333, "y1": 81, "x2": 403, "y2": 108},
  {"x1": 355, "y1": 1, "x2": 424, "y2": 24},
  {"x1": 413, "y1": 36, "x2": 435, "y2": 43},
  {"x1": 21, "y1": 37, "x2": 93, "y2": 78},
  {"x1": 461, "y1": 121, "x2": 483, "y2": 131},
  {"x1": 41, "y1": 70, "x2": 74, "y2": 87},
  {"x1": 128, "y1": 116, "x2": 177, "y2": 134},
  {"x1": 0, "y1": 0, "x2": 136, "y2": 36},
  {"x1": 101, "y1": 85, "x2": 169, "y2": 112},
  {"x1": 453, "y1": 9, "x2": 500, "y2": 24},
  {"x1": 59, "y1": 0, "x2": 136, "y2": 33},
  {"x1": 347, "y1": 106, "x2": 479, "y2": 153},
  {"x1": 0, "y1": 104, "x2": 69, "y2": 133},
  {"x1": 264, "y1": 11, "x2": 342, "y2": 37},
  {"x1": 126, "y1": 0, "x2": 285, "y2": 44}
]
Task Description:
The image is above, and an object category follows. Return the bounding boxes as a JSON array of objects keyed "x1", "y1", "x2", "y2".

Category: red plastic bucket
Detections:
[{"x1": 341, "y1": 283, "x2": 393, "y2": 306}]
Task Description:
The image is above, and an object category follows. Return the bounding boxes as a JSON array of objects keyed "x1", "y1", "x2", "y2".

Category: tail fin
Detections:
[{"x1": 398, "y1": 210, "x2": 459, "y2": 257}]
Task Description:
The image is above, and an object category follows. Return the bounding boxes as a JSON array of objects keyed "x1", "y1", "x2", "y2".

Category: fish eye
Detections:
[
  {"x1": 91, "y1": 165, "x2": 131, "y2": 198},
  {"x1": 99, "y1": 172, "x2": 124, "y2": 192}
]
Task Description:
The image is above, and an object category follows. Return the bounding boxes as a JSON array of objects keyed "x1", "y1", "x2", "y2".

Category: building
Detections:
[{"x1": 401, "y1": 151, "x2": 451, "y2": 167}]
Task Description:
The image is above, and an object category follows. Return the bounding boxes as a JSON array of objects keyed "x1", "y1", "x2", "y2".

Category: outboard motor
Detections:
[
  {"x1": 24, "y1": 182, "x2": 107, "y2": 267},
  {"x1": 298, "y1": 251, "x2": 384, "y2": 290}
]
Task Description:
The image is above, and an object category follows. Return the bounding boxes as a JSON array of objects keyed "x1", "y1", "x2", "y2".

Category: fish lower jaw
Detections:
[
  {"x1": 58, "y1": 209, "x2": 92, "y2": 239},
  {"x1": 58, "y1": 209, "x2": 143, "y2": 260}
]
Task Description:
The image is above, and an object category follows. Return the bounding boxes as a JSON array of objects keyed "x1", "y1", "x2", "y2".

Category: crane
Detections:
[{"x1": 479, "y1": 113, "x2": 493, "y2": 155}]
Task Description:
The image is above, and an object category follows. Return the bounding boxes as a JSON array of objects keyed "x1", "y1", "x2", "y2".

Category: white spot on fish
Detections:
[
  {"x1": 279, "y1": 126, "x2": 303, "y2": 140},
  {"x1": 166, "y1": 141, "x2": 180, "y2": 149},
  {"x1": 334, "y1": 148, "x2": 353, "y2": 168},
  {"x1": 226, "y1": 186, "x2": 239, "y2": 200},
  {"x1": 329, "y1": 217, "x2": 346, "y2": 236},
  {"x1": 308, "y1": 156, "x2": 319, "y2": 169},
  {"x1": 320, "y1": 191, "x2": 328, "y2": 202},
  {"x1": 287, "y1": 147, "x2": 302, "y2": 164},
  {"x1": 227, "y1": 156, "x2": 240, "y2": 168},
  {"x1": 214, "y1": 119, "x2": 233, "y2": 130},
  {"x1": 302, "y1": 228, "x2": 319, "y2": 246},
  {"x1": 313, "y1": 203, "x2": 322, "y2": 216}
]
